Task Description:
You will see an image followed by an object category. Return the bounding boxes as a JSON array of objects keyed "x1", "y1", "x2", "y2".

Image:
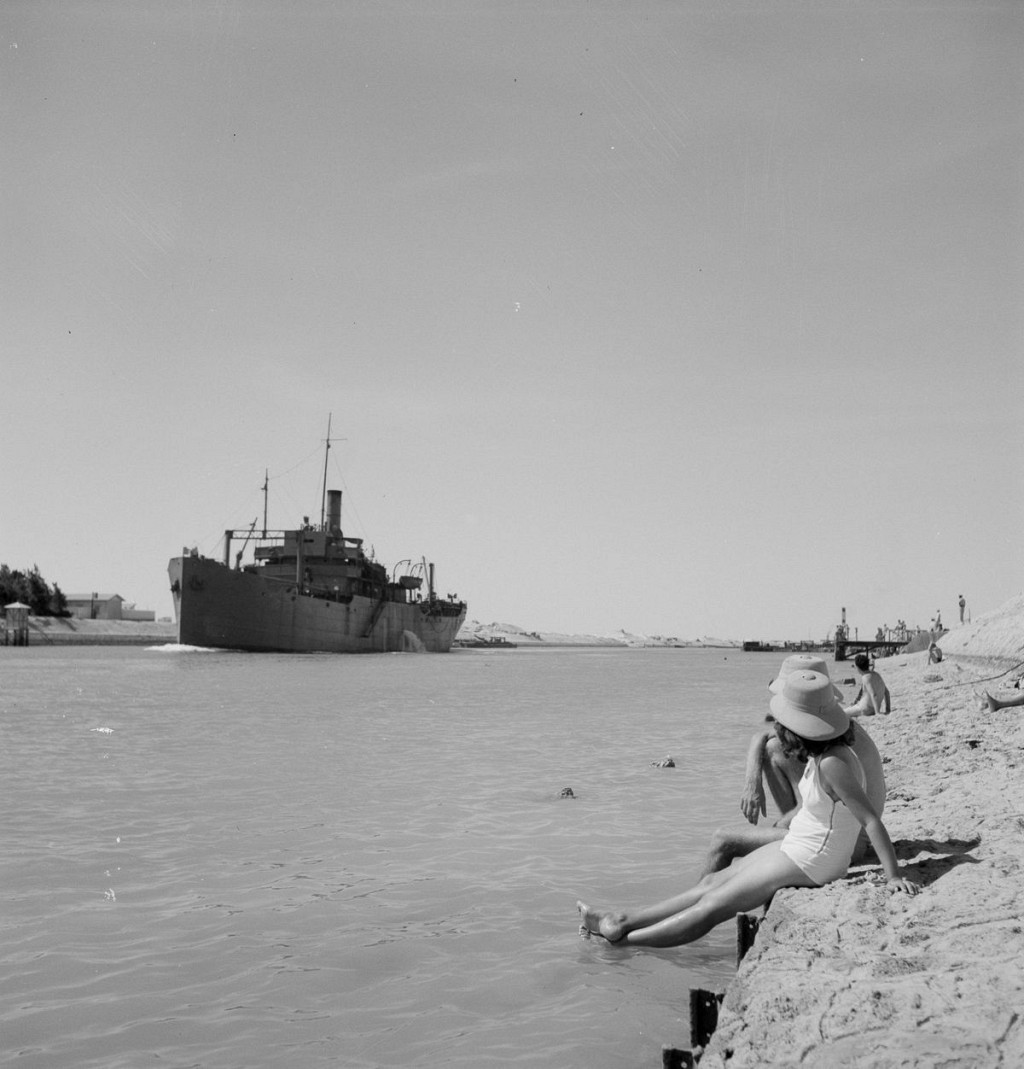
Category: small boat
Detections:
[{"x1": 168, "y1": 430, "x2": 466, "y2": 653}]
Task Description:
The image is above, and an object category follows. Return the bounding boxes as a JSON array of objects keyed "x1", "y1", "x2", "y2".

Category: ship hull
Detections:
[{"x1": 168, "y1": 555, "x2": 465, "y2": 653}]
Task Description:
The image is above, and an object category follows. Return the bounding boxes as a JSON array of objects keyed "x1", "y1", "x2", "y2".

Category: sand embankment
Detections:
[
  {"x1": 456, "y1": 619, "x2": 741, "y2": 649},
  {"x1": 21, "y1": 617, "x2": 177, "y2": 646},
  {"x1": 698, "y1": 595, "x2": 1024, "y2": 1068}
]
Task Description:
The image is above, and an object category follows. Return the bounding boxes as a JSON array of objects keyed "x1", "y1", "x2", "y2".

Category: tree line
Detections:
[{"x1": 0, "y1": 564, "x2": 69, "y2": 616}]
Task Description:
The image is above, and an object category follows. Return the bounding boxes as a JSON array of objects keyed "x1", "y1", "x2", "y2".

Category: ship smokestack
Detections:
[{"x1": 327, "y1": 490, "x2": 342, "y2": 531}]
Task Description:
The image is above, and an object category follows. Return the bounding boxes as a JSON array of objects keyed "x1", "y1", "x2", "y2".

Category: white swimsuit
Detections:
[{"x1": 779, "y1": 750, "x2": 865, "y2": 886}]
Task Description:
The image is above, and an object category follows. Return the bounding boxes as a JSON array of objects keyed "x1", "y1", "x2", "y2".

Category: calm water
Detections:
[{"x1": 0, "y1": 645, "x2": 827, "y2": 1068}]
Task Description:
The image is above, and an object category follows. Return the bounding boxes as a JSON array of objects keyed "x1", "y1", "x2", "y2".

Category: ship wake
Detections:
[{"x1": 400, "y1": 630, "x2": 427, "y2": 653}]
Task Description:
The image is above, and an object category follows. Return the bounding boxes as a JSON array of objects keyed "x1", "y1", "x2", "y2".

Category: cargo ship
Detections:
[{"x1": 168, "y1": 484, "x2": 466, "y2": 653}]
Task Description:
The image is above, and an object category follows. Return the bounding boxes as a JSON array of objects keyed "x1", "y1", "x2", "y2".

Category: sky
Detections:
[{"x1": 3, "y1": 1, "x2": 1022, "y2": 640}]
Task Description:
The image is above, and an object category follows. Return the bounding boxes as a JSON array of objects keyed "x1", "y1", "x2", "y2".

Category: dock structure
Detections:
[
  {"x1": 2, "y1": 602, "x2": 30, "y2": 646},
  {"x1": 833, "y1": 637, "x2": 906, "y2": 661},
  {"x1": 830, "y1": 604, "x2": 909, "y2": 662}
]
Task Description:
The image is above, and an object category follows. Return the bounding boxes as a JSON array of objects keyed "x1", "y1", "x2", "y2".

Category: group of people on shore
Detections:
[
  {"x1": 872, "y1": 593, "x2": 969, "y2": 645},
  {"x1": 577, "y1": 652, "x2": 918, "y2": 949}
]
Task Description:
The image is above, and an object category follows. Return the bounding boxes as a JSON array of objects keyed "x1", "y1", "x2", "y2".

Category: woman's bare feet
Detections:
[{"x1": 576, "y1": 900, "x2": 626, "y2": 943}]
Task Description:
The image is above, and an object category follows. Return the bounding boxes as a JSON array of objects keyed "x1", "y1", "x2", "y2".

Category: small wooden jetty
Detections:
[{"x1": 833, "y1": 636, "x2": 906, "y2": 661}]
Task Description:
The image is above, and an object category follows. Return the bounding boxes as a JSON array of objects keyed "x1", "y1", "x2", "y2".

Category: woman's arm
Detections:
[{"x1": 820, "y1": 752, "x2": 920, "y2": 894}]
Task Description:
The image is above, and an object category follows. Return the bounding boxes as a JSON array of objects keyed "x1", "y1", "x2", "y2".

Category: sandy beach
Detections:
[
  {"x1": 697, "y1": 594, "x2": 1024, "y2": 1067},
  {"x1": 455, "y1": 619, "x2": 743, "y2": 648}
]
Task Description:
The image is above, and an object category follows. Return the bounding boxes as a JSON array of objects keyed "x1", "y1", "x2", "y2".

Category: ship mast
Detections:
[
  {"x1": 319, "y1": 414, "x2": 345, "y2": 528},
  {"x1": 320, "y1": 414, "x2": 332, "y2": 528}
]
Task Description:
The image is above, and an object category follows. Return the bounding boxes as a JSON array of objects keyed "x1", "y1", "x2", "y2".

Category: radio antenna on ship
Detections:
[{"x1": 319, "y1": 413, "x2": 346, "y2": 528}]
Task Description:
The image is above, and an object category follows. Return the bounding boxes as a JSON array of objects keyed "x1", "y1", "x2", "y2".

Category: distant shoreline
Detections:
[
  {"x1": 5, "y1": 615, "x2": 844, "y2": 652},
  {"x1": 13, "y1": 616, "x2": 743, "y2": 650},
  {"x1": 454, "y1": 620, "x2": 826, "y2": 651},
  {"x1": 4, "y1": 615, "x2": 925, "y2": 655}
]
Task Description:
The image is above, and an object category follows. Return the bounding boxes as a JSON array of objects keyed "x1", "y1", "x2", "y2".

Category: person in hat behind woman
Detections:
[
  {"x1": 700, "y1": 654, "x2": 885, "y2": 877},
  {"x1": 577, "y1": 671, "x2": 918, "y2": 949},
  {"x1": 738, "y1": 653, "x2": 849, "y2": 826}
]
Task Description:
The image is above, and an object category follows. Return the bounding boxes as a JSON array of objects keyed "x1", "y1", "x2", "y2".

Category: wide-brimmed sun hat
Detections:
[
  {"x1": 768, "y1": 653, "x2": 844, "y2": 700},
  {"x1": 769, "y1": 670, "x2": 850, "y2": 741}
]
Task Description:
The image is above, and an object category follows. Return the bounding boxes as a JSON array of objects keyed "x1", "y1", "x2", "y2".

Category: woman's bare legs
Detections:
[
  {"x1": 578, "y1": 864, "x2": 737, "y2": 942},
  {"x1": 578, "y1": 842, "x2": 816, "y2": 948},
  {"x1": 698, "y1": 824, "x2": 787, "y2": 878}
]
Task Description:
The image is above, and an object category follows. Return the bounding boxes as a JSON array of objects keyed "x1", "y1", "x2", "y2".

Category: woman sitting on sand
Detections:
[{"x1": 577, "y1": 671, "x2": 919, "y2": 949}]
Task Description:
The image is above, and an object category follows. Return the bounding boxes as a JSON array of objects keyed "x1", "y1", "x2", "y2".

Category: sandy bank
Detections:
[
  {"x1": 456, "y1": 619, "x2": 742, "y2": 649},
  {"x1": 696, "y1": 595, "x2": 1024, "y2": 1067},
  {"x1": 19, "y1": 617, "x2": 177, "y2": 646},
  {"x1": 933, "y1": 592, "x2": 1024, "y2": 668}
]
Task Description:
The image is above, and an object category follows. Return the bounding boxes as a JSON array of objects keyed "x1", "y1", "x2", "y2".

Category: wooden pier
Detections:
[{"x1": 833, "y1": 637, "x2": 906, "y2": 662}]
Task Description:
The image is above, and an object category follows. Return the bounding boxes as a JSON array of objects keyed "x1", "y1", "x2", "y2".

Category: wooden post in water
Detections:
[
  {"x1": 736, "y1": 911, "x2": 760, "y2": 964},
  {"x1": 689, "y1": 988, "x2": 725, "y2": 1049},
  {"x1": 661, "y1": 1045, "x2": 695, "y2": 1068},
  {"x1": 660, "y1": 988, "x2": 725, "y2": 1066},
  {"x1": 661, "y1": 913, "x2": 762, "y2": 1065}
]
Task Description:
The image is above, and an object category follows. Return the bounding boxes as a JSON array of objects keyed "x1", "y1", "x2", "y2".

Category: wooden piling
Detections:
[
  {"x1": 661, "y1": 1044, "x2": 696, "y2": 1068},
  {"x1": 659, "y1": 988, "x2": 725, "y2": 1066},
  {"x1": 689, "y1": 987, "x2": 725, "y2": 1049},
  {"x1": 660, "y1": 914, "x2": 763, "y2": 1064},
  {"x1": 736, "y1": 911, "x2": 760, "y2": 964}
]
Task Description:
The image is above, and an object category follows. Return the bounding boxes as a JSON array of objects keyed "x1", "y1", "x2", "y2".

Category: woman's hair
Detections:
[{"x1": 774, "y1": 721, "x2": 855, "y2": 762}]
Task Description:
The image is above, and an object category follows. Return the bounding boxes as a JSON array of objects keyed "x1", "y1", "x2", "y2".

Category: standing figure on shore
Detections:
[
  {"x1": 843, "y1": 652, "x2": 891, "y2": 716},
  {"x1": 703, "y1": 655, "x2": 885, "y2": 877},
  {"x1": 958, "y1": 595, "x2": 966, "y2": 624},
  {"x1": 577, "y1": 672, "x2": 918, "y2": 948}
]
